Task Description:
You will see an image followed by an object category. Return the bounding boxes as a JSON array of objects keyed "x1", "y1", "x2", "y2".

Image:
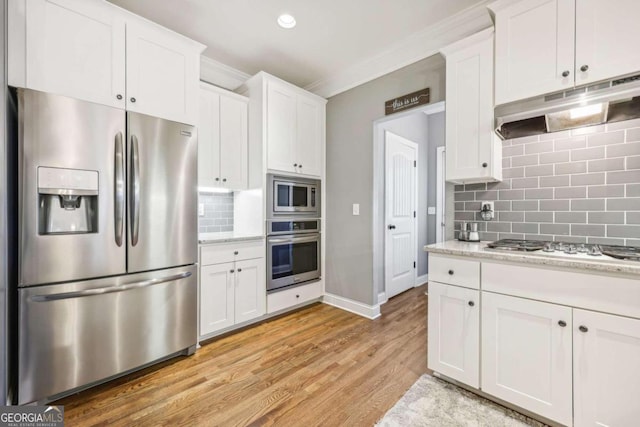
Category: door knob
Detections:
[
  {"x1": 388, "y1": 225, "x2": 396, "y2": 230},
  {"x1": 561, "y1": 70, "x2": 570, "y2": 77},
  {"x1": 580, "y1": 65, "x2": 589, "y2": 72}
]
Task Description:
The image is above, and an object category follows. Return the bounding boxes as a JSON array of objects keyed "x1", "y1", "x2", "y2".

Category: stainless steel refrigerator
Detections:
[{"x1": 16, "y1": 89, "x2": 198, "y2": 405}]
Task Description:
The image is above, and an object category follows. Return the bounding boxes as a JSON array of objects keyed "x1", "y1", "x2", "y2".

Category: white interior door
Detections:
[
  {"x1": 436, "y1": 146, "x2": 446, "y2": 243},
  {"x1": 384, "y1": 131, "x2": 417, "y2": 299}
]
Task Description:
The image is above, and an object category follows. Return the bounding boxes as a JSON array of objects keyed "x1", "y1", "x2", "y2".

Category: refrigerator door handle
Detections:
[
  {"x1": 114, "y1": 132, "x2": 125, "y2": 246},
  {"x1": 130, "y1": 135, "x2": 140, "y2": 246},
  {"x1": 29, "y1": 271, "x2": 192, "y2": 302}
]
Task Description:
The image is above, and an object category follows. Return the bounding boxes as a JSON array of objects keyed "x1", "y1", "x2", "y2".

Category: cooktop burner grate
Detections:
[
  {"x1": 485, "y1": 239, "x2": 546, "y2": 251},
  {"x1": 600, "y1": 245, "x2": 640, "y2": 260}
]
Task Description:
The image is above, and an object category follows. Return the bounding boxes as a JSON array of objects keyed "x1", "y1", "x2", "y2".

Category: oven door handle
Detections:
[{"x1": 268, "y1": 235, "x2": 319, "y2": 244}]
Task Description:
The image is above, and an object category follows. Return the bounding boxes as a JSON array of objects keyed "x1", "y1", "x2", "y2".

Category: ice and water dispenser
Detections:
[{"x1": 37, "y1": 167, "x2": 99, "y2": 234}]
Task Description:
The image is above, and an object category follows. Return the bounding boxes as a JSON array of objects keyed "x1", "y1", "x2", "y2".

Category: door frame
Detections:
[
  {"x1": 372, "y1": 101, "x2": 445, "y2": 306},
  {"x1": 436, "y1": 146, "x2": 446, "y2": 243},
  {"x1": 384, "y1": 131, "x2": 418, "y2": 300}
]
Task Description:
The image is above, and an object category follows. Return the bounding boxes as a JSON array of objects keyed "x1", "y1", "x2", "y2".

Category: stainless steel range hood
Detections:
[{"x1": 495, "y1": 74, "x2": 640, "y2": 140}]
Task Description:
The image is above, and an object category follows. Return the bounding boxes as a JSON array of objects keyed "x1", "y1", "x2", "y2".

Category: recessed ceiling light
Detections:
[{"x1": 277, "y1": 14, "x2": 296, "y2": 29}]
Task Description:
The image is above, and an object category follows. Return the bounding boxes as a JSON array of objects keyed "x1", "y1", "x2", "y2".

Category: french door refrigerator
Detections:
[{"x1": 16, "y1": 89, "x2": 198, "y2": 405}]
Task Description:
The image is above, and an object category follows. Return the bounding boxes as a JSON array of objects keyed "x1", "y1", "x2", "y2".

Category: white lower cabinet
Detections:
[
  {"x1": 199, "y1": 241, "x2": 266, "y2": 339},
  {"x1": 481, "y1": 292, "x2": 573, "y2": 426},
  {"x1": 427, "y1": 281, "x2": 479, "y2": 388},
  {"x1": 574, "y1": 309, "x2": 640, "y2": 427},
  {"x1": 267, "y1": 281, "x2": 323, "y2": 314}
]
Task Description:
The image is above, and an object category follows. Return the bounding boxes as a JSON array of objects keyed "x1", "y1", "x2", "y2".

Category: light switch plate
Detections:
[
  {"x1": 198, "y1": 203, "x2": 205, "y2": 216},
  {"x1": 427, "y1": 206, "x2": 436, "y2": 215},
  {"x1": 352, "y1": 203, "x2": 360, "y2": 215}
]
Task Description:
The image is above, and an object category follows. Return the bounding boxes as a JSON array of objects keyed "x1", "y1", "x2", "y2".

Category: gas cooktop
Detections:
[{"x1": 486, "y1": 239, "x2": 640, "y2": 261}]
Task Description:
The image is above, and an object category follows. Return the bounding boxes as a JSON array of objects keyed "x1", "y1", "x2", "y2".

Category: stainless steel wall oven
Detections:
[{"x1": 266, "y1": 219, "x2": 321, "y2": 292}]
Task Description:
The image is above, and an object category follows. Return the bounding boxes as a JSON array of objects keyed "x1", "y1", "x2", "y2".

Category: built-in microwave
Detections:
[{"x1": 267, "y1": 174, "x2": 320, "y2": 218}]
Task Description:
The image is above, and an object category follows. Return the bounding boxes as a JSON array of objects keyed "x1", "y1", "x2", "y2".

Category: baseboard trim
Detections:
[
  {"x1": 323, "y1": 293, "x2": 381, "y2": 320},
  {"x1": 378, "y1": 292, "x2": 388, "y2": 305},
  {"x1": 416, "y1": 274, "x2": 428, "y2": 287}
]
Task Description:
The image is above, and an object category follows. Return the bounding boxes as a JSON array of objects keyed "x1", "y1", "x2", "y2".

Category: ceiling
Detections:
[{"x1": 108, "y1": 0, "x2": 485, "y2": 89}]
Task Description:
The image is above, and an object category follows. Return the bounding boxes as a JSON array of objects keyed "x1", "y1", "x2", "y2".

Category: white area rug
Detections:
[{"x1": 376, "y1": 374, "x2": 548, "y2": 427}]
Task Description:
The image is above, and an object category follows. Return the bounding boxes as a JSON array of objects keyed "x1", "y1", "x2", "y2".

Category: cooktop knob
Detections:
[{"x1": 589, "y1": 246, "x2": 602, "y2": 256}]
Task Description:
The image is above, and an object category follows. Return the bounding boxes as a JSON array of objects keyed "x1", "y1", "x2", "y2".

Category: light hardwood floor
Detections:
[{"x1": 56, "y1": 285, "x2": 427, "y2": 426}]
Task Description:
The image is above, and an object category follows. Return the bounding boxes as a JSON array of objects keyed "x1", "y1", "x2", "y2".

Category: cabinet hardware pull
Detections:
[
  {"x1": 580, "y1": 65, "x2": 589, "y2": 72},
  {"x1": 130, "y1": 97, "x2": 136, "y2": 103},
  {"x1": 579, "y1": 325, "x2": 588, "y2": 333},
  {"x1": 222, "y1": 178, "x2": 227, "y2": 182},
  {"x1": 482, "y1": 162, "x2": 488, "y2": 168},
  {"x1": 237, "y1": 268, "x2": 242, "y2": 272},
  {"x1": 230, "y1": 269, "x2": 235, "y2": 273},
  {"x1": 294, "y1": 163, "x2": 298, "y2": 167},
  {"x1": 388, "y1": 224, "x2": 396, "y2": 230},
  {"x1": 468, "y1": 301, "x2": 475, "y2": 307},
  {"x1": 215, "y1": 177, "x2": 220, "y2": 181},
  {"x1": 116, "y1": 94, "x2": 123, "y2": 100},
  {"x1": 299, "y1": 164, "x2": 302, "y2": 168},
  {"x1": 234, "y1": 251, "x2": 239, "y2": 255},
  {"x1": 562, "y1": 70, "x2": 570, "y2": 77},
  {"x1": 448, "y1": 270, "x2": 454, "y2": 275},
  {"x1": 296, "y1": 294, "x2": 300, "y2": 298},
  {"x1": 558, "y1": 320, "x2": 567, "y2": 327}
]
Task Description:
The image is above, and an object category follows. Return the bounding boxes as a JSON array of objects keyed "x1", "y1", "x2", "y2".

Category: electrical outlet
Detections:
[
  {"x1": 198, "y1": 203, "x2": 205, "y2": 216},
  {"x1": 427, "y1": 206, "x2": 436, "y2": 215},
  {"x1": 352, "y1": 203, "x2": 360, "y2": 216},
  {"x1": 480, "y1": 201, "x2": 495, "y2": 220}
]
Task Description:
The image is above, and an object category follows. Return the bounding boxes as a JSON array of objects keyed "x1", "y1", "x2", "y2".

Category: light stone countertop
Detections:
[
  {"x1": 424, "y1": 240, "x2": 640, "y2": 277},
  {"x1": 199, "y1": 232, "x2": 264, "y2": 245}
]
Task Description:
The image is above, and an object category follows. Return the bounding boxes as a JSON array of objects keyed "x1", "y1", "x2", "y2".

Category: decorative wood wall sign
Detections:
[{"x1": 385, "y1": 88, "x2": 430, "y2": 115}]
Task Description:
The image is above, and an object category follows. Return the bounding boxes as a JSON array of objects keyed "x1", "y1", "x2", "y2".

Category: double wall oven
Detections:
[{"x1": 267, "y1": 175, "x2": 321, "y2": 292}]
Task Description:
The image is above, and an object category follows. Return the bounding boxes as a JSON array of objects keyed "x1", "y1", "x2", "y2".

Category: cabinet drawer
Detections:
[
  {"x1": 267, "y1": 281, "x2": 322, "y2": 314},
  {"x1": 429, "y1": 255, "x2": 480, "y2": 289},
  {"x1": 200, "y1": 239, "x2": 265, "y2": 266},
  {"x1": 482, "y1": 262, "x2": 640, "y2": 319}
]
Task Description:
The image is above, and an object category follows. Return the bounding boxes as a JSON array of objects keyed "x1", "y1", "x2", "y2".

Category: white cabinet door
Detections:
[
  {"x1": 25, "y1": 0, "x2": 126, "y2": 108},
  {"x1": 234, "y1": 258, "x2": 266, "y2": 324},
  {"x1": 443, "y1": 30, "x2": 498, "y2": 183},
  {"x1": 574, "y1": 309, "x2": 640, "y2": 427},
  {"x1": 200, "y1": 263, "x2": 235, "y2": 336},
  {"x1": 428, "y1": 282, "x2": 480, "y2": 388},
  {"x1": 491, "y1": 0, "x2": 575, "y2": 105},
  {"x1": 219, "y1": 95, "x2": 248, "y2": 190},
  {"x1": 296, "y1": 96, "x2": 323, "y2": 177},
  {"x1": 197, "y1": 87, "x2": 221, "y2": 187},
  {"x1": 575, "y1": 0, "x2": 640, "y2": 86},
  {"x1": 482, "y1": 292, "x2": 572, "y2": 426},
  {"x1": 126, "y1": 19, "x2": 199, "y2": 125},
  {"x1": 267, "y1": 82, "x2": 297, "y2": 173}
]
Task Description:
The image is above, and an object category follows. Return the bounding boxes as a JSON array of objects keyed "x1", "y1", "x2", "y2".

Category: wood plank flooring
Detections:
[{"x1": 55, "y1": 285, "x2": 428, "y2": 426}]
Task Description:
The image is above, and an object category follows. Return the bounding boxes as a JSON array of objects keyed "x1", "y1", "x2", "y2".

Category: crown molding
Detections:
[
  {"x1": 200, "y1": 55, "x2": 251, "y2": 91},
  {"x1": 304, "y1": 0, "x2": 494, "y2": 98}
]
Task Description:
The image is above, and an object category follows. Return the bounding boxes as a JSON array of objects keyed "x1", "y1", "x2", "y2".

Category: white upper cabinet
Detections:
[
  {"x1": 428, "y1": 282, "x2": 480, "y2": 388},
  {"x1": 490, "y1": 0, "x2": 575, "y2": 105},
  {"x1": 13, "y1": 0, "x2": 126, "y2": 108},
  {"x1": 441, "y1": 28, "x2": 502, "y2": 184},
  {"x1": 482, "y1": 292, "x2": 573, "y2": 426},
  {"x1": 240, "y1": 72, "x2": 326, "y2": 181},
  {"x1": 267, "y1": 81, "x2": 298, "y2": 174},
  {"x1": 490, "y1": 0, "x2": 640, "y2": 105},
  {"x1": 198, "y1": 83, "x2": 248, "y2": 190},
  {"x1": 9, "y1": 0, "x2": 204, "y2": 124},
  {"x1": 575, "y1": 0, "x2": 640, "y2": 87},
  {"x1": 125, "y1": 17, "x2": 202, "y2": 124},
  {"x1": 296, "y1": 95, "x2": 324, "y2": 177},
  {"x1": 573, "y1": 309, "x2": 640, "y2": 427}
]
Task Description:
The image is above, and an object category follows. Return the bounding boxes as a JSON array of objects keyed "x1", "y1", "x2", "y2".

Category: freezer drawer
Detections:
[{"x1": 18, "y1": 265, "x2": 197, "y2": 404}]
